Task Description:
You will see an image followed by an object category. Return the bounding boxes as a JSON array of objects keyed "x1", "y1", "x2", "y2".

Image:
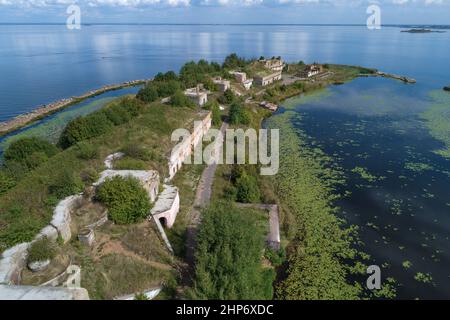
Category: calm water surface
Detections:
[{"x1": 0, "y1": 24, "x2": 449, "y2": 299}]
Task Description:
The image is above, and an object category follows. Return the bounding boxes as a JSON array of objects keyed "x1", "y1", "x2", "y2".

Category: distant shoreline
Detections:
[
  {"x1": 0, "y1": 79, "x2": 150, "y2": 137},
  {"x1": 1, "y1": 23, "x2": 449, "y2": 29}
]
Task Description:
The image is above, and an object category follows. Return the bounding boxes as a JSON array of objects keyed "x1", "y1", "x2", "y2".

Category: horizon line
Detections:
[{"x1": 0, "y1": 22, "x2": 449, "y2": 27}]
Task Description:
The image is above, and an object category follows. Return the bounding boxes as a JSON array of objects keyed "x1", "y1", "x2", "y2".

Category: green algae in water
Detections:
[
  {"x1": 420, "y1": 91, "x2": 450, "y2": 158},
  {"x1": 404, "y1": 162, "x2": 434, "y2": 172},
  {"x1": 351, "y1": 166, "x2": 385, "y2": 182},
  {"x1": 0, "y1": 96, "x2": 115, "y2": 149}
]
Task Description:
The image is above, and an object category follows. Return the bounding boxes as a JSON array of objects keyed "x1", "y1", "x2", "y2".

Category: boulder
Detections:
[{"x1": 28, "y1": 259, "x2": 50, "y2": 273}]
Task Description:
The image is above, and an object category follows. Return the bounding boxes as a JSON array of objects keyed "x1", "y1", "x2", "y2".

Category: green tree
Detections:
[
  {"x1": 188, "y1": 202, "x2": 274, "y2": 300},
  {"x1": 204, "y1": 101, "x2": 222, "y2": 125},
  {"x1": 229, "y1": 102, "x2": 250, "y2": 125},
  {"x1": 236, "y1": 172, "x2": 260, "y2": 203},
  {"x1": 96, "y1": 176, "x2": 151, "y2": 224},
  {"x1": 4, "y1": 137, "x2": 59, "y2": 169},
  {"x1": 170, "y1": 90, "x2": 196, "y2": 108}
]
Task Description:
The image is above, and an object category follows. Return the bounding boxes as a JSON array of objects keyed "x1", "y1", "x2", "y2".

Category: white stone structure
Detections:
[
  {"x1": 262, "y1": 58, "x2": 285, "y2": 72},
  {"x1": 0, "y1": 285, "x2": 89, "y2": 300},
  {"x1": 184, "y1": 85, "x2": 208, "y2": 106},
  {"x1": 254, "y1": 71, "x2": 282, "y2": 86},
  {"x1": 243, "y1": 79, "x2": 253, "y2": 90},
  {"x1": 168, "y1": 111, "x2": 212, "y2": 180},
  {"x1": 94, "y1": 170, "x2": 160, "y2": 203},
  {"x1": 0, "y1": 243, "x2": 29, "y2": 285},
  {"x1": 213, "y1": 77, "x2": 231, "y2": 92},
  {"x1": 104, "y1": 152, "x2": 125, "y2": 169},
  {"x1": 51, "y1": 195, "x2": 83, "y2": 243},
  {"x1": 151, "y1": 185, "x2": 179, "y2": 229}
]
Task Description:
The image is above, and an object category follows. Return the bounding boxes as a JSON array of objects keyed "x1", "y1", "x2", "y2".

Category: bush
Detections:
[
  {"x1": 76, "y1": 142, "x2": 99, "y2": 160},
  {"x1": 28, "y1": 237, "x2": 57, "y2": 263},
  {"x1": 137, "y1": 85, "x2": 159, "y2": 103},
  {"x1": 48, "y1": 168, "x2": 84, "y2": 199},
  {"x1": 96, "y1": 176, "x2": 151, "y2": 224},
  {"x1": 264, "y1": 247, "x2": 286, "y2": 267},
  {"x1": 4, "y1": 137, "x2": 59, "y2": 169},
  {"x1": 188, "y1": 202, "x2": 271, "y2": 299},
  {"x1": 59, "y1": 112, "x2": 113, "y2": 148},
  {"x1": 170, "y1": 90, "x2": 196, "y2": 108},
  {"x1": 137, "y1": 79, "x2": 182, "y2": 103},
  {"x1": 222, "y1": 53, "x2": 247, "y2": 69},
  {"x1": 0, "y1": 170, "x2": 15, "y2": 195},
  {"x1": 80, "y1": 167, "x2": 100, "y2": 184},
  {"x1": 103, "y1": 103, "x2": 132, "y2": 125},
  {"x1": 121, "y1": 144, "x2": 152, "y2": 161},
  {"x1": 205, "y1": 101, "x2": 222, "y2": 126},
  {"x1": 114, "y1": 158, "x2": 147, "y2": 170},
  {"x1": 218, "y1": 89, "x2": 235, "y2": 105},
  {"x1": 229, "y1": 102, "x2": 250, "y2": 125},
  {"x1": 236, "y1": 172, "x2": 260, "y2": 203}
]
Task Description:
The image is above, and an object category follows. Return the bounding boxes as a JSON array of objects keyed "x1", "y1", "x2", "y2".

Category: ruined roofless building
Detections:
[
  {"x1": 168, "y1": 110, "x2": 212, "y2": 180},
  {"x1": 184, "y1": 84, "x2": 208, "y2": 106}
]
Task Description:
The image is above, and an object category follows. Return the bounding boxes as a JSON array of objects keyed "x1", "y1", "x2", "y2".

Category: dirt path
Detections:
[{"x1": 183, "y1": 121, "x2": 228, "y2": 281}]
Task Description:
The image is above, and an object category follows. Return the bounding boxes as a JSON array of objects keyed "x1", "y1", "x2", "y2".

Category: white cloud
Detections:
[{"x1": 0, "y1": 0, "x2": 448, "y2": 8}]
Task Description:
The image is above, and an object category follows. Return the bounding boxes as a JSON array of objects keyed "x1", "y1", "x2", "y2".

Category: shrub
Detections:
[
  {"x1": 48, "y1": 168, "x2": 84, "y2": 199},
  {"x1": 134, "y1": 293, "x2": 149, "y2": 300},
  {"x1": 28, "y1": 237, "x2": 57, "y2": 263},
  {"x1": 264, "y1": 247, "x2": 286, "y2": 267},
  {"x1": 205, "y1": 101, "x2": 222, "y2": 126},
  {"x1": 114, "y1": 158, "x2": 147, "y2": 170},
  {"x1": 22, "y1": 151, "x2": 49, "y2": 170},
  {"x1": 96, "y1": 176, "x2": 151, "y2": 224},
  {"x1": 121, "y1": 144, "x2": 152, "y2": 161},
  {"x1": 76, "y1": 141, "x2": 99, "y2": 160},
  {"x1": 4, "y1": 137, "x2": 59, "y2": 170},
  {"x1": 170, "y1": 90, "x2": 196, "y2": 108},
  {"x1": 137, "y1": 85, "x2": 159, "y2": 103},
  {"x1": 103, "y1": 103, "x2": 131, "y2": 125},
  {"x1": 188, "y1": 202, "x2": 271, "y2": 299},
  {"x1": 229, "y1": 102, "x2": 250, "y2": 125},
  {"x1": 236, "y1": 172, "x2": 260, "y2": 203},
  {"x1": 59, "y1": 111, "x2": 113, "y2": 148},
  {"x1": 80, "y1": 167, "x2": 100, "y2": 184},
  {"x1": 218, "y1": 89, "x2": 235, "y2": 104},
  {"x1": 0, "y1": 170, "x2": 15, "y2": 196}
]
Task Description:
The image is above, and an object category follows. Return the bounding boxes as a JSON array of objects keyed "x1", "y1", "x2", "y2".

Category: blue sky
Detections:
[{"x1": 0, "y1": 0, "x2": 449, "y2": 24}]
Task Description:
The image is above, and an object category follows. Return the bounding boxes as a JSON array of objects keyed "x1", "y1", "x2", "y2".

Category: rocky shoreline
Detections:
[
  {"x1": 359, "y1": 71, "x2": 416, "y2": 84},
  {"x1": 0, "y1": 79, "x2": 151, "y2": 137}
]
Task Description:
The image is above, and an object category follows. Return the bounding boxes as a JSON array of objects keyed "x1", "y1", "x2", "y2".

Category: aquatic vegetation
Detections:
[
  {"x1": 404, "y1": 162, "x2": 434, "y2": 172},
  {"x1": 402, "y1": 260, "x2": 412, "y2": 269},
  {"x1": 351, "y1": 166, "x2": 384, "y2": 182},
  {"x1": 0, "y1": 97, "x2": 114, "y2": 151},
  {"x1": 265, "y1": 109, "x2": 397, "y2": 300},
  {"x1": 420, "y1": 91, "x2": 450, "y2": 158},
  {"x1": 414, "y1": 272, "x2": 433, "y2": 284}
]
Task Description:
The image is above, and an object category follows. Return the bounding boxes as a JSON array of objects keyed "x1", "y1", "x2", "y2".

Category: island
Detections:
[
  {"x1": 401, "y1": 28, "x2": 446, "y2": 33},
  {"x1": 444, "y1": 86, "x2": 450, "y2": 92},
  {"x1": 0, "y1": 54, "x2": 405, "y2": 300}
]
